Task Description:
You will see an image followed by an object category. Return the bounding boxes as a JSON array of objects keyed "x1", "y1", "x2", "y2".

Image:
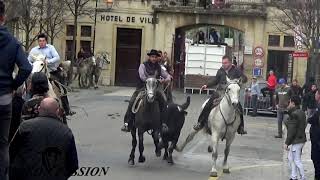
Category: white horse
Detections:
[
  {"x1": 177, "y1": 77, "x2": 242, "y2": 177},
  {"x1": 29, "y1": 53, "x2": 57, "y2": 98}
]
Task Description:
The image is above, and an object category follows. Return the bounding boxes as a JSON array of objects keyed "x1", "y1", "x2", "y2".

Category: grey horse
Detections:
[
  {"x1": 128, "y1": 77, "x2": 163, "y2": 165},
  {"x1": 177, "y1": 77, "x2": 242, "y2": 177},
  {"x1": 88, "y1": 52, "x2": 111, "y2": 89},
  {"x1": 74, "y1": 52, "x2": 110, "y2": 89}
]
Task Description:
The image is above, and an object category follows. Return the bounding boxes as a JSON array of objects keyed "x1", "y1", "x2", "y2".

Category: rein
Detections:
[{"x1": 219, "y1": 82, "x2": 238, "y2": 141}]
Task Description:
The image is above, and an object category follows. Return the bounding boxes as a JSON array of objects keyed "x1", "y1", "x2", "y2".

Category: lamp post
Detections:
[{"x1": 93, "y1": 0, "x2": 98, "y2": 54}]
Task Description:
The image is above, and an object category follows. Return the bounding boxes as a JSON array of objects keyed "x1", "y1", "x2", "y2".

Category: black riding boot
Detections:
[
  {"x1": 237, "y1": 103, "x2": 247, "y2": 135},
  {"x1": 61, "y1": 95, "x2": 75, "y2": 116},
  {"x1": 193, "y1": 98, "x2": 213, "y2": 131},
  {"x1": 156, "y1": 91, "x2": 169, "y2": 133},
  {"x1": 121, "y1": 90, "x2": 140, "y2": 132},
  {"x1": 193, "y1": 91, "x2": 220, "y2": 131}
]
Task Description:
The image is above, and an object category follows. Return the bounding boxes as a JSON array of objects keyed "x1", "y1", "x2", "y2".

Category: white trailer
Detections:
[{"x1": 184, "y1": 44, "x2": 230, "y2": 94}]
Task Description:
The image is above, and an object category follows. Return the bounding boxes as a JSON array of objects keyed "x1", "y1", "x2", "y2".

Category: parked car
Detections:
[{"x1": 244, "y1": 80, "x2": 276, "y2": 115}]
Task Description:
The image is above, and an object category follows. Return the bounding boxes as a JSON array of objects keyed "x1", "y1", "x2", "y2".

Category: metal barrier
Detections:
[{"x1": 243, "y1": 93, "x2": 276, "y2": 116}]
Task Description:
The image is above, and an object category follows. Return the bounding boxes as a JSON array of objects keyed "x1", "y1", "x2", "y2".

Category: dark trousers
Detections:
[
  {"x1": 251, "y1": 95, "x2": 258, "y2": 116},
  {"x1": 311, "y1": 134, "x2": 320, "y2": 180},
  {"x1": 0, "y1": 104, "x2": 12, "y2": 180},
  {"x1": 50, "y1": 70, "x2": 64, "y2": 84},
  {"x1": 261, "y1": 87, "x2": 275, "y2": 107},
  {"x1": 50, "y1": 71, "x2": 72, "y2": 115},
  {"x1": 124, "y1": 89, "x2": 167, "y2": 128},
  {"x1": 314, "y1": 159, "x2": 320, "y2": 180},
  {"x1": 197, "y1": 92, "x2": 245, "y2": 130}
]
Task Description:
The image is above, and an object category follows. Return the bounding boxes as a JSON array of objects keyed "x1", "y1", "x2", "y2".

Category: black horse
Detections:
[{"x1": 128, "y1": 77, "x2": 163, "y2": 165}]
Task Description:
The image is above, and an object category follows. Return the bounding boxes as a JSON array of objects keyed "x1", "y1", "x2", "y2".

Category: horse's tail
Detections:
[
  {"x1": 180, "y1": 96, "x2": 191, "y2": 110},
  {"x1": 175, "y1": 128, "x2": 200, "y2": 152}
]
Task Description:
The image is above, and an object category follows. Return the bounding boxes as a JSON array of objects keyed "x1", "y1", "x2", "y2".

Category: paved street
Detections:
[{"x1": 67, "y1": 87, "x2": 314, "y2": 180}]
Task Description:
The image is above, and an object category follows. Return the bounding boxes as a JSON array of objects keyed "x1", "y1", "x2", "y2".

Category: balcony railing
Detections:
[
  {"x1": 154, "y1": 0, "x2": 267, "y2": 17},
  {"x1": 225, "y1": 0, "x2": 265, "y2": 4},
  {"x1": 156, "y1": 0, "x2": 266, "y2": 8}
]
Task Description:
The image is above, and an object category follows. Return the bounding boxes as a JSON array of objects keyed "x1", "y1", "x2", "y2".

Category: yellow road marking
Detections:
[{"x1": 208, "y1": 170, "x2": 223, "y2": 180}]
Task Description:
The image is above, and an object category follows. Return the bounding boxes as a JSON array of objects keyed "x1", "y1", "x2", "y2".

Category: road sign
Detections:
[
  {"x1": 254, "y1": 58, "x2": 264, "y2": 67},
  {"x1": 254, "y1": 46, "x2": 264, "y2": 57},
  {"x1": 253, "y1": 67, "x2": 263, "y2": 77},
  {"x1": 292, "y1": 52, "x2": 308, "y2": 58}
]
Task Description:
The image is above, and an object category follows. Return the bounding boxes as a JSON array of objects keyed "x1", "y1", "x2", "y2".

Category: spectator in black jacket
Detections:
[
  {"x1": 0, "y1": 2, "x2": 32, "y2": 179},
  {"x1": 305, "y1": 84, "x2": 317, "y2": 117},
  {"x1": 308, "y1": 89, "x2": 320, "y2": 180},
  {"x1": 10, "y1": 98, "x2": 78, "y2": 180},
  {"x1": 289, "y1": 79, "x2": 303, "y2": 98}
]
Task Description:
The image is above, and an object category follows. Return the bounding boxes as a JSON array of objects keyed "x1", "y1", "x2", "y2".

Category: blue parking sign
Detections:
[{"x1": 253, "y1": 68, "x2": 262, "y2": 77}]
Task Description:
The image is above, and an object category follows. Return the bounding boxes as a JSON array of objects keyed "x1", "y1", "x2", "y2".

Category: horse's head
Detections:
[
  {"x1": 145, "y1": 77, "x2": 159, "y2": 103},
  {"x1": 30, "y1": 54, "x2": 49, "y2": 76},
  {"x1": 96, "y1": 52, "x2": 111, "y2": 66},
  {"x1": 225, "y1": 77, "x2": 241, "y2": 108}
]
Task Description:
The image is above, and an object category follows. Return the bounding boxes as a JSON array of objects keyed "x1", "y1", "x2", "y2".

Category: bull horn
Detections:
[{"x1": 180, "y1": 96, "x2": 191, "y2": 111}]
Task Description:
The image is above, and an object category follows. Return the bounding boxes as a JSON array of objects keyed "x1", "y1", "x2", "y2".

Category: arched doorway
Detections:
[{"x1": 173, "y1": 24, "x2": 245, "y2": 88}]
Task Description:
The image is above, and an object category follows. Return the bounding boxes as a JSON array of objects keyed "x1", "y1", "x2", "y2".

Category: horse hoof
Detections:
[
  {"x1": 210, "y1": 171, "x2": 218, "y2": 177},
  {"x1": 223, "y1": 169, "x2": 230, "y2": 174},
  {"x1": 163, "y1": 155, "x2": 168, "y2": 160},
  {"x1": 138, "y1": 156, "x2": 146, "y2": 163},
  {"x1": 208, "y1": 146, "x2": 213, "y2": 153},
  {"x1": 156, "y1": 150, "x2": 161, "y2": 157},
  {"x1": 128, "y1": 159, "x2": 135, "y2": 166},
  {"x1": 167, "y1": 157, "x2": 174, "y2": 165}
]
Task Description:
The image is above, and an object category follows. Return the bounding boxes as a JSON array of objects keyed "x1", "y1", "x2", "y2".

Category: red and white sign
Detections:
[
  {"x1": 254, "y1": 46, "x2": 264, "y2": 57},
  {"x1": 292, "y1": 52, "x2": 308, "y2": 58}
]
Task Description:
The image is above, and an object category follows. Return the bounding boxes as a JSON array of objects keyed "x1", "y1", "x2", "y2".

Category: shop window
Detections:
[
  {"x1": 65, "y1": 40, "x2": 75, "y2": 60},
  {"x1": 81, "y1": 26, "x2": 92, "y2": 37},
  {"x1": 80, "y1": 41, "x2": 91, "y2": 52},
  {"x1": 66, "y1": 25, "x2": 75, "y2": 37},
  {"x1": 284, "y1": 36, "x2": 295, "y2": 47},
  {"x1": 268, "y1": 35, "x2": 280, "y2": 46}
]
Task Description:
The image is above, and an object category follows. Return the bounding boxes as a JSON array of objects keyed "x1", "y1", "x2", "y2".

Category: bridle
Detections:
[{"x1": 219, "y1": 81, "x2": 240, "y2": 141}]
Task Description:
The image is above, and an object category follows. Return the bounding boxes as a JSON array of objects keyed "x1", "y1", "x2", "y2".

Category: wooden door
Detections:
[{"x1": 115, "y1": 28, "x2": 142, "y2": 86}]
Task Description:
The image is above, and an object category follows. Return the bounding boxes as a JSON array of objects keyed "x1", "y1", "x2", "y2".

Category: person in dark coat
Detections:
[
  {"x1": 308, "y1": 89, "x2": 320, "y2": 180},
  {"x1": 284, "y1": 95, "x2": 307, "y2": 180},
  {"x1": 9, "y1": 87, "x2": 25, "y2": 142},
  {"x1": 0, "y1": 2, "x2": 32, "y2": 179},
  {"x1": 193, "y1": 55, "x2": 248, "y2": 134},
  {"x1": 10, "y1": 98, "x2": 78, "y2": 180},
  {"x1": 304, "y1": 84, "x2": 317, "y2": 117},
  {"x1": 302, "y1": 77, "x2": 315, "y2": 110},
  {"x1": 289, "y1": 79, "x2": 303, "y2": 98},
  {"x1": 21, "y1": 72, "x2": 49, "y2": 121}
]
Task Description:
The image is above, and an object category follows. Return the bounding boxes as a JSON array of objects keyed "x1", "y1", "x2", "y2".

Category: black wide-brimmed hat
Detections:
[{"x1": 147, "y1": 49, "x2": 161, "y2": 57}]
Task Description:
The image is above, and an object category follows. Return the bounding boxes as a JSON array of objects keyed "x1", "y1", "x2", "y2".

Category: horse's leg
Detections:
[
  {"x1": 138, "y1": 130, "x2": 146, "y2": 163},
  {"x1": 162, "y1": 140, "x2": 169, "y2": 161},
  {"x1": 152, "y1": 131, "x2": 161, "y2": 157},
  {"x1": 210, "y1": 131, "x2": 220, "y2": 177},
  {"x1": 167, "y1": 139, "x2": 177, "y2": 164},
  {"x1": 128, "y1": 128, "x2": 137, "y2": 165},
  {"x1": 223, "y1": 134, "x2": 235, "y2": 174}
]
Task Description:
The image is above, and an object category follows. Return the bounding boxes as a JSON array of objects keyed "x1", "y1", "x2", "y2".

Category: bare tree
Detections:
[
  {"x1": 43, "y1": 0, "x2": 66, "y2": 44},
  {"x1": 64, "y1": 0, "x2": 91, "y2": 60},
  {"x1": 273, "y1": 0, "x2": 320, "y2": 80},
  {"x1": 64, "y1": 0, "x2": 91, "y2": 82},
  {"x1": 17, "y1": 0, "x2": 40, "y2": 51}
]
